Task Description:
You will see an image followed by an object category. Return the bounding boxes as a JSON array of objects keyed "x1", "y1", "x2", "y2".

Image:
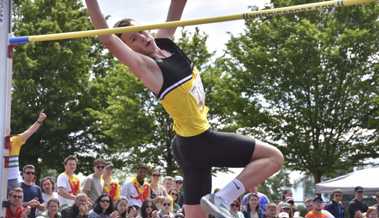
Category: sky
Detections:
[{"x1": 97, "y1": 0, "x2": 269, "y2": 53}]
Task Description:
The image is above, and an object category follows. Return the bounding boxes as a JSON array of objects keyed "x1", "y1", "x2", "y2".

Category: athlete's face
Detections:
[{"x1": 120, "y1": 22, "x2": 157, "y2": 56}]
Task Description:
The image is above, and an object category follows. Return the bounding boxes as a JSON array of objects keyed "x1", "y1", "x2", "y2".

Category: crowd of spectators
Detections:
[
  {"x1": 5, "y1": 155, "x2": 379, "y2": 218},
  {"x1": 5, "y1": 157, "x2": 189, "y2": 218},
  {"x1": 4, "y1": 113, "x2": 379, "y2": 218}
]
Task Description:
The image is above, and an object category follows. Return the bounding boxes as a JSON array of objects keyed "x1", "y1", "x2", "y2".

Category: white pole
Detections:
[{"x1": 0, "y1": 0, "x2": 13, "y2": 217}]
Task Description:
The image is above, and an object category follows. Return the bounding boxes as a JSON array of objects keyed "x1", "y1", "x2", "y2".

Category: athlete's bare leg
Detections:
[
  {"x1": 184, "y1": 204, "x2": 208, "y2": 218},
  {"x1": 236, "y1": 141, "x2": 284, "y2": 188},
  {"x1": 201, "y1": 141, "x2": 284, "y2": 218}
]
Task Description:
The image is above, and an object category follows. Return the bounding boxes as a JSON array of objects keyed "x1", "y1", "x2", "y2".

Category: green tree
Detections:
[
  {"x1": 12, "y1": 0, "x2": 101, "y2": 175},
  {"x1": 258, "y1": 170, "x2": 292, "y2": 202},
  {"x1": 218, "y1": 0, "x2": 379, "y2": 182}
]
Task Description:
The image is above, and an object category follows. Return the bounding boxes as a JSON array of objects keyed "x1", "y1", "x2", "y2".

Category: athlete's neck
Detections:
[{"x1": 151, "y1": 48, "x2": 171, "y2": 59}]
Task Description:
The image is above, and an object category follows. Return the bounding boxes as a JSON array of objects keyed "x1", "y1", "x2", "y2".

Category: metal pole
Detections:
[{"x1": 0, "y1": 0, "x2": 13, "y2": 216}]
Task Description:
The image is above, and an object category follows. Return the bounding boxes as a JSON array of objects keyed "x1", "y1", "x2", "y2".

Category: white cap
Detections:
[
  {"x1": 279, "y1": 212, "x2": 289, "y2": 218},
  {"x1": 175, "y1": 175, "x2": 183, "y2": 181}
]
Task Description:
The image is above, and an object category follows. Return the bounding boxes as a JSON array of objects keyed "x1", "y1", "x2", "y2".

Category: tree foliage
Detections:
[
  {"x1": 258, "y1": 170, "x2": 292, "y2": 202},
  {"x1": 12, "y1": 0, "x2": 100, "y2": 175},
  {"x1": 218, "y1": 0, "x2": 379, "y2": 182}
]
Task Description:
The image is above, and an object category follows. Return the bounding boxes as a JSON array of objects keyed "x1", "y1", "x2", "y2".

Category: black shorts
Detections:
[{"x1": 172, "y1": 129, "x2": 255, "y2": 205}]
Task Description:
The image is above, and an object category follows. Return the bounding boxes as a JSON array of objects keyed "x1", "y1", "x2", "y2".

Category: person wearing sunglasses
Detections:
[
  {"x1": 89, "y1": 194, "x2": 118, "y2": 218},
  {"x1": 174, "y1": 176, "x2": 184, "y2": 208},
  {"x1": 6, "y1": 187, "x2": 31, "y2": 218},
  {"x1": 348, "y1": 187, "x2": 368, "y2": 218},
  {"x1": 150, "y1": 169, "x2": 167, "y2": 200},
  {"x1": 83, "y1": 159, "x2": 107, "y2": 205},
  {"x1": 168, "y1": 190, "x2": 181, "y2": 213},
  {"x1": 230, "y1": 199, "x2": 244, "y2": 218},
  {"x1": 158, "y1": 197, "x2": 175, "y2": 218},
  {"x1": 325, "y1": 189, "x2": 344, "y2": 218},
  {"x1": 21, "y1": 164, "x2": 45, "y2": 218}
]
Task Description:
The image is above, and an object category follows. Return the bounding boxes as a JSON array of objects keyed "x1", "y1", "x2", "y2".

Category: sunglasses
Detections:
[
  {"x1": 12, "y1": 195, "x2": 22, "y2": 199},
  {"x1": 96, "y1": 165, "x2": 105, "y2": 169},
  {"x1": 25, "y1": 171, "x2": 35, "y2": 175},
  {"x1": 100, "y1": 199, "x2": 110, "y2": 203},
  {"x1": 152, "y1": 174, "x2": 161, "y2": 177},
  {"x1": 163, "y1": 203, "x2": 170, "y2": 206},
  {"x1": 176, "y1": 181, "x2": 183, "y2": 184}
]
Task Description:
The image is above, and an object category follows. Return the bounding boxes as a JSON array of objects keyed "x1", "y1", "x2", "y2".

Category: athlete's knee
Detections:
[
  {"x1": 270, "y1": 146, "x2": 284, "y2": 170},
  {"x1": 253, "y1": 141, "x2": 284, "y2": 170}
]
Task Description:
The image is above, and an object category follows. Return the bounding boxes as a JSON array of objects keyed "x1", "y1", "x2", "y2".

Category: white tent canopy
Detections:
[{"x1": 316, "y1": 167, "x2": 379, "y2": 195}]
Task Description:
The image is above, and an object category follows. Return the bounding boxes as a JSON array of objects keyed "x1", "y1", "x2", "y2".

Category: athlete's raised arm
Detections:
[
  {"x1": 156, "y1": 0, "x2": 187, "y2": 39},
  {"x1": 85, "y1": 1, "x2": 148, "y2": 70},
  {"x1": 84, "y1": 0, "x2": 164, "y2": 93}
]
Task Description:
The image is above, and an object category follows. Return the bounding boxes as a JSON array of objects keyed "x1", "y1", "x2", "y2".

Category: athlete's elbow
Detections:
[{"x1": 100, "y1": 36, "x2": 114, "y2": 47}]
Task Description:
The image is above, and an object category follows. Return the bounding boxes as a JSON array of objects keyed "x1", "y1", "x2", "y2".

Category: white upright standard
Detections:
[{"x1": 0, "y1": 0, "x2": 13, "y2": 217}]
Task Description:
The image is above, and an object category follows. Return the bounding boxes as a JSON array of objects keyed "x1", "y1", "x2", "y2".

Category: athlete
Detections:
[{"x1": 85, "y1": 1, "x2": 284, "y2": 217}]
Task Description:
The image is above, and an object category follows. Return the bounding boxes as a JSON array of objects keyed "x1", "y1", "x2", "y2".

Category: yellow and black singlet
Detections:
[{"x1": 155, "y1": 38, "x2": 210, "y2": 137}]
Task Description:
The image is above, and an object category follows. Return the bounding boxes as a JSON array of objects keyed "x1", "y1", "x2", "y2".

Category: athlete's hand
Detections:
[{"x1": 37, "y1": 111, "x2": 47, "y2": 123}]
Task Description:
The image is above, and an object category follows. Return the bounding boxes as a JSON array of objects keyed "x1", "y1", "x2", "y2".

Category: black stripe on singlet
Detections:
[{"x1": 155, "y1": 38, "x2": 193, "y2": 100}]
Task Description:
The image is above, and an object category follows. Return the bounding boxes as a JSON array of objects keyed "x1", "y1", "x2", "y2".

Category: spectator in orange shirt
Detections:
[{"x1": 305, "y1": 196, "x2": 335, "y2": 218}]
